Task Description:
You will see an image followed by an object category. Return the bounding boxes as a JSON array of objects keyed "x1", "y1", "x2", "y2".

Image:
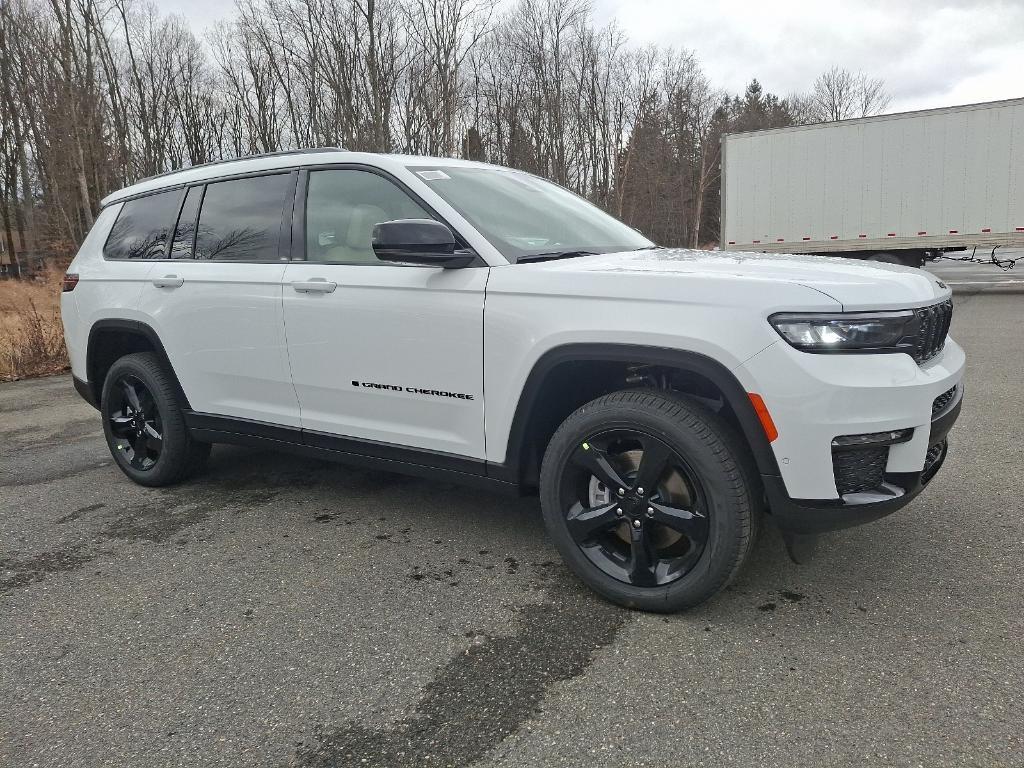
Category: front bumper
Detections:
[
  {"x1": 735, "y1": 336, "x2": 965, "y2": 533},
  {"x1": 763, "y1": 393, "x2": 960, "y2": 533}
]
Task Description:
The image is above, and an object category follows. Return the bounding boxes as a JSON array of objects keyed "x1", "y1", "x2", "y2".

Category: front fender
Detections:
[{"x1": 488, "y1": 342, "x2": 781, "y2": 485}]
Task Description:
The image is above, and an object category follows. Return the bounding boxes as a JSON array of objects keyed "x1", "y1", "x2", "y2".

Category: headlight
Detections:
[{"x1": 769, "y1": 311, "x2": 916, "y2": 353}]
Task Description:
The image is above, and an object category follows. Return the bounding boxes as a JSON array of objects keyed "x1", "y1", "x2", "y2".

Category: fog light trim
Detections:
[{"x1": 831, "y1": 429, "x2": 913, "y2": 449}]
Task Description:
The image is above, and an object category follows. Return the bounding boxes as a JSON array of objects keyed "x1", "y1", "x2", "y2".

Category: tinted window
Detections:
[
  {"x1": 169, "y1": 186, "x2": 203, "y2": 259},
  {"x1": 104, "y1": 190, "x2": 182, "y2": 259},
  {"x1": 195, "y1": 174, "x2": 292, "y2": 261},
  {"x1": 305, "y1": 170, "x2": 431, "y2": 263}
]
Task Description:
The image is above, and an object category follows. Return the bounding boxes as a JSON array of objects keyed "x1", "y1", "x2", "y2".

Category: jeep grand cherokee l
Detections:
[{"x1": 60, "y1": 148, "x2": 963, "y2": 611}]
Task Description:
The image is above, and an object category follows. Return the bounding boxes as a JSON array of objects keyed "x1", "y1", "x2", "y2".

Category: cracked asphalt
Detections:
[{"x1": 1, "y1": 290, "x2": 1022, "y2": 768}]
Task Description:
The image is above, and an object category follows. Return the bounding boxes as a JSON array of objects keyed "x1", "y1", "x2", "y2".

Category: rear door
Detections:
[
  {"x1": 282, "y1": 167, "x2": 487, "y2": 460},
  {"x1": 139, "y1": 172, "x2": 301, "y2": 426}
]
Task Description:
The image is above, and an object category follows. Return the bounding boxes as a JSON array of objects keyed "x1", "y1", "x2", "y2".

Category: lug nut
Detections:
[
  {"x1": 617, "y1": 488, "x2": 625, "y2": 497},
  {"x1": 637, "y1": 486, "x2": 645, "y2": 495},
  {"x1": 646, "y1": 507, "x2": 654, "y2": 517},
  {"x1": 616, "y1": 507, "x2": 623, "y2": 516},
  {"x1": 632, "y1": 519, "x2": 641, "y2": 528}
]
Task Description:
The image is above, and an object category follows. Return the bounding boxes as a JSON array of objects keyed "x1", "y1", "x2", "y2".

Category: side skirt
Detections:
[{"x1": 183, "y1": 411, "x2": 522, "y2": 496}]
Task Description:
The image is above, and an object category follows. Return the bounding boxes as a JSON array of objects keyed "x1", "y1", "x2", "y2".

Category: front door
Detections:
[{"x1": 282, "y1": 168, "x2": 487, "y2": 459}]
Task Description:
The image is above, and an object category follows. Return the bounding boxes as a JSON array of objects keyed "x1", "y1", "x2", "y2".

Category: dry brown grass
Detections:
[{"x1": 0, "y1": 270, "x2": 68, "y2": 381}]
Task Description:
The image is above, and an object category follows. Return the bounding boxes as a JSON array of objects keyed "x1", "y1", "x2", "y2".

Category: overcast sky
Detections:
[{"x1": 163, "y1": 0, "x2": 1024, "y2": 113}]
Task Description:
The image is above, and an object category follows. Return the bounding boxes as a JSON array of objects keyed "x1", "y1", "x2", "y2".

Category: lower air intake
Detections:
[{"x1": 832, "y1": 446, "x2": 888, "y2": 495}]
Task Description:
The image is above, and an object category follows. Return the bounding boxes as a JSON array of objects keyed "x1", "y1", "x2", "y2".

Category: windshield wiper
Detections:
[{"x1": 517, "y1": 250, "x2": 599, "y2": 264}]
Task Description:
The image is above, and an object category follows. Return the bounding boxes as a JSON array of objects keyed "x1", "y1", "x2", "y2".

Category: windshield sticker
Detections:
[{"x1": 415, "y1": 170, "x2": 450, "y2": 181}]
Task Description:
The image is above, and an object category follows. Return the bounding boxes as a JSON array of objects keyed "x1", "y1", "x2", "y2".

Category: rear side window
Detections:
[
  {"x1": 195, "y1": 174, "x2": 292, "y2": 261},
  {"x1": 104, "y1": 190, "x2": 182, "y2": 259}
]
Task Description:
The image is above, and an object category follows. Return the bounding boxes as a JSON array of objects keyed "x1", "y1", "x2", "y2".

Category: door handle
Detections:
[
  {"x1": 152, "y1": 275, "x2": 184, "y2": 288},
  {"x1": 291, "y1": 279, "x2": 337, "y2": 293}
]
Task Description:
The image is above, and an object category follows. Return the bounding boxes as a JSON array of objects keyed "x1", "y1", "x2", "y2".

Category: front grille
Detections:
[
  {"x1": 932, "y1": 385, "x2": 957, "y2": 416},
  {"x1": 833, "y1": 446, "x2": 888, "y2": 495},
  {"x1": 912, "y1": 300, "x2": 953, "y2": 364}
]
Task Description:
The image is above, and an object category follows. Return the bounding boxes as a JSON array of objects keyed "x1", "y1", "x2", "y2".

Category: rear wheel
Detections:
[
  {"x1": 101, "y1": 352, "x2": 210, "y2": 487},
  {"x1": 539, "y1": 389, "x2": 759, "y2": 612}
]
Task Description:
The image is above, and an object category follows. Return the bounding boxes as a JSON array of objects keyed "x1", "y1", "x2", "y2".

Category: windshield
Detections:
[{"x1": 407, "y1": 165, "x2": 654, "y2": 262}]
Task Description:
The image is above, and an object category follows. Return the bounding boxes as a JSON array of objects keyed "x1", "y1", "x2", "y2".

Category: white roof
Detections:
[{"x1": 100, "y1": 150, "x2": 499, "y2": 207}]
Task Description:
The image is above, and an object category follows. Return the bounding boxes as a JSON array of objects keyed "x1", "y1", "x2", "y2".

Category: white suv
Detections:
[{"x1": 61, "y1": 148, "x2": 964, "y2": 611}]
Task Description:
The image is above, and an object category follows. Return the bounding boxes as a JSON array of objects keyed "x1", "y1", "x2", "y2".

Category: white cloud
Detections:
[
  {"x1": 158, "y1": 0, "x2": 235, "y2": 33},
  {"x1": 591, "y1": 0, "x2": 1024, "y2": 110}
]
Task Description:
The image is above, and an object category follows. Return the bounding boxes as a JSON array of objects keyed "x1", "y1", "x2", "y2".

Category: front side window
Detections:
[
  {"x1": 407, "y1": 165, "x2": 653, "y2": 262},
  {"x1": 104, "y1": 190, "x2": 182, "y2": 259},
  {"x1": 195, "y1": 173, "x2": 292, "y2": 261},
  {"x1": 305, "y1": 170, "x2": 432, "y2": 263}
]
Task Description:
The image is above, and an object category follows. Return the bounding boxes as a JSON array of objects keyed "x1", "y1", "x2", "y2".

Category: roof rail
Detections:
[{"x1": 140, "y1": 147, "x2": 347, "y2": 183}]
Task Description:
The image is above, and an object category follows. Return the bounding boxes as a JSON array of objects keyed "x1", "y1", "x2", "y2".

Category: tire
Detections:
[
  {"x1": 539, "y1": 389, "x2": 760, "y2": 612},
  {"x1": 100, "y1": 352, "x2": 210, "y2": 487}
]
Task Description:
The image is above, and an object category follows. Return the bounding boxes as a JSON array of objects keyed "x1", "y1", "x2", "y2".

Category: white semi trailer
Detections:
[{"x1": 720, "y1": 97, "x2": 1024, "y2": 267}]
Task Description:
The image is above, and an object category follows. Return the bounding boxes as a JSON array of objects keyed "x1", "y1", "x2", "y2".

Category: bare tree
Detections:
[
  {"x1": 402, "y1": 0, "x2": 495, "y2": 155},
  {"x1": 0, "y1": 0, "x2": 876, "y2": 269},
  {"x1": 804, "y1": 65, "x2": 891, "y2": 122}
]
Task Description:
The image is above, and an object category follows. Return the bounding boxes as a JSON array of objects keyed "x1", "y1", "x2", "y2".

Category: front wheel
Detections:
[
  {"x1": 539, "y1": 389, "x2": 760, "y2": 612},
  {"x1": 101, "y1": 352, "x2": 210, "y2": 487}
]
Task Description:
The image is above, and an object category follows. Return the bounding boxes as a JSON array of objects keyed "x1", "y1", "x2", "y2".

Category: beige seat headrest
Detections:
[{"x1": 346, "y1": 205, "x2": 389, "y2": 252}]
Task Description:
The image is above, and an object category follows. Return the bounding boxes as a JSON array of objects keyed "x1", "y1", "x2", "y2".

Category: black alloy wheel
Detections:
[
  {"x1": 101, "y1": 352, "x2": 210, "y2": 487},
  {"x1": 540, "y1": 389, "x2": 759, "y2": 612},
  {"x1": 108, "y1": 374, "x2": 164, "y2": 471},
  {"x1": 561, "y1": 429, "x2": 709, "y2": 587}
]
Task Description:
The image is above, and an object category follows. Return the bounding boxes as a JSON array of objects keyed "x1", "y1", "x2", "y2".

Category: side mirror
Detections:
[{"x1": 372, "y1": 219, "x2": 476, "y2": 268}]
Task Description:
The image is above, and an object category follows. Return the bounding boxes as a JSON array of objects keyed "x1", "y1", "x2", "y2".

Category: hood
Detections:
[{"x1": 527, "y1": 248, "x2": 951, "y2": 310}]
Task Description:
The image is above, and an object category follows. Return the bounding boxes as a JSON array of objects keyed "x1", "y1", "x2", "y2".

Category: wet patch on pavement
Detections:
[
  {"x1": 0, "y1": 545, "x2": 96, "y2": 594},
  {"x1": 1, "y1": 456, "x2": 319, "y2": 594},
  {"x1": 98, "y1": 498, "x2": 217, "y2": 545},
  {"x1": 0, "y1": 451, "x2": 111, "y2": 488},
  {"x1": 295, "y1": 582, "x2": 628, "y2": 768},
  {"x1": 4, "y1": 417, "x2": 102, "y2": 447},
  {"x1": 55, "y1": 502, "x2": 106, "y2": 525}
]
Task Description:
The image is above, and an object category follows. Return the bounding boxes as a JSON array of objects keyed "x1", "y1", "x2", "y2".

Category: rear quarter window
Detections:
[{"x1": 103, "y1": 189, "x2": 183, "y2": 259}]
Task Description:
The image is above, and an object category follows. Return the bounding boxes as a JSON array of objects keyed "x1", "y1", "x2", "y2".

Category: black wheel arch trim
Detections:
[
  {"x1": 84, "y1": 319, "x2": 192, "y2": 411},
  {"x1": 489, "y1": 343, "x2": 783, "y2": 485},
  {"x1": 73, "y1": 374, "x2": 99, "y2": 409}
]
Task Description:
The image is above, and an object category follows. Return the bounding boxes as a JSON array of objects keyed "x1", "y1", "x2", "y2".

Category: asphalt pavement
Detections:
[{"x1": 1, "y1": 291, "x2": 1022, "y2": 768}]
